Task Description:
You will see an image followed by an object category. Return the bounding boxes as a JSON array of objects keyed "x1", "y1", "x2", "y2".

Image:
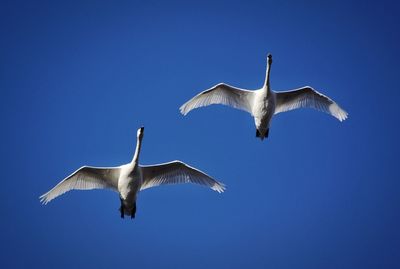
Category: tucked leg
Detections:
[
  {"x1": 265, "y1": 128, "x2": 269, "y2": 138},
  {"x1": 120, "y1": 198, "x2": 125, "y2": 219},
  {"x1": 256, "y1": 129, "x2": 260, "y2": 137},
  {"x1": 131, "y1": 202, "x2": 137, "y2": 219}
]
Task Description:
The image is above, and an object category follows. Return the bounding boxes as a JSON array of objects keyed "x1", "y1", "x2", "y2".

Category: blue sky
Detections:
[{"x1": 1, "y1": 0, "x2": 399, "y2": 268}]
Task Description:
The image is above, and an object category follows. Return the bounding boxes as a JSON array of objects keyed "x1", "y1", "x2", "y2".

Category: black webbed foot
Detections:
[
  {"x1": 256, "y1": 129, "x2": 260, "y2": 137},
  {"x1": 265, "y1": 128, "x2": 269, "y2": 138}
]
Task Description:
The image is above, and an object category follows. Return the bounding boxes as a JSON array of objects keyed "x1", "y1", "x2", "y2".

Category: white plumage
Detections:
[
  {"x1": 180, "y1": 54, "x2": 348, "y2": 140},
  {"x1": 40, "y1": 127, "x2": 225, "y2": 218},
  {"x1": 40, "y1": 166, "x2": 120, "y2": 205},
  {"x1": 140, "y1": 161, "x2": 225, "y2": 193},
  {"x1": 180, "y1": 83, "x2": 255, "y2": 116},
  {"x1": 274, "y1": 86, "x2": 348, "y2": 121}
]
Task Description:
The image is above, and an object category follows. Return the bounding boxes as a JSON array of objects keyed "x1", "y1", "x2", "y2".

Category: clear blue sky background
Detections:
[{"x1": 1, "y1": 0, "x2": 399, "y2": 268}]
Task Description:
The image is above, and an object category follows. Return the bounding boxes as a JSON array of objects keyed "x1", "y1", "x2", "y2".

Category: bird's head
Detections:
[
  {"x1": 267, "y1": 53, "x2": 273, "y2": 65},
  {"x1": 137, "y1": 126, "x2": 144, "y2": 140}
]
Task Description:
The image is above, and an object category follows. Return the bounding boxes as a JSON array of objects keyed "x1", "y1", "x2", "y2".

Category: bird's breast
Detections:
[
  {"x1": 118, "y1": 167, "x2": 142, "y2": 200},
  {"x1": 253, "y1": 92, "x2": 275, "y2": 129}
]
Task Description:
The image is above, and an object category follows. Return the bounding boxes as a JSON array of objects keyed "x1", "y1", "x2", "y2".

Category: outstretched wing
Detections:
[
  {"x1": 275, "y1": 86, "x2": 348, "y2": 121},
  {"x1": 40, "y1": 166, "x2": 120, "y2": 204},
  {"x1": 140, "y1": 161, "x2": 225, "y2": 193},
  {"x1": 180, "y1": 83, "x2": 255, "y2": 116}
]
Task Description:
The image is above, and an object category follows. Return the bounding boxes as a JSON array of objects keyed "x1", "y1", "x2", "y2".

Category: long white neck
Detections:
[
  {"x1": 263, "y1": 60, "x2": 272, "y2": 92},
  {"x1": 131, "y1": 135, "x2": 143, "y2": 165}
]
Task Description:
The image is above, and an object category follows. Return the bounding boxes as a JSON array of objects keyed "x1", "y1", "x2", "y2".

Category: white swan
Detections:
[
  {"x1": 180, "y1": 54, "x2": 348, "y2": 140},
  {"x1": 40, "y1": 127, "x2": 225, "y2": 218}
]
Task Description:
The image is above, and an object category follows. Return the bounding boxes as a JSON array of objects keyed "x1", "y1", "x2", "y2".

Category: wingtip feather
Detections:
[
  {"x1": 179, "y1": 103, "x2": 189, "y2": 116},
  {"x1": 39, "y1": 194, "x2": 49, "y2": 205},
  {"x1": 339, "y1": 111, "x2": 349, "y2": 122},
  {"x1": 212, "y1": 182, "x2": 226, "y2": 193},
  {"x1": 329, "y1": 103, "x2": 348, "y2": 122}
]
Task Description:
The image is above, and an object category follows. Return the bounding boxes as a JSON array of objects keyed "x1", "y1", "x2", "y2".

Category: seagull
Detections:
[
  {"x1": 39, "y1": 127, "x2": 225, "y2": 219},
  {"x1": 180, "y1": 54, "x2": 348, "y2": 140}
]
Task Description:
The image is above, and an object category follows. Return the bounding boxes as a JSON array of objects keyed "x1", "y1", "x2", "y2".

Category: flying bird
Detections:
[
  {"x1": 40, "y1": 127, "x2": 225, "y2": 219},
  {"x1": 180, "y1": 54, "x2": 348, "y2": 140}
]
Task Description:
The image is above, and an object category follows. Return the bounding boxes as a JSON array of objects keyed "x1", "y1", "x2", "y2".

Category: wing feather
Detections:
[
  {"x1": 39, "y1": 166, "x2": 120, "y2": 204},
  {"x1": 140, "y1": 161, "x2": 225, "y2": 193},
  {"x1": 180, "y1": 83, "x2": 255, "y2": 116},
  {"x1": 275, "y1": 86, "x2": 348, "y2": 121}
]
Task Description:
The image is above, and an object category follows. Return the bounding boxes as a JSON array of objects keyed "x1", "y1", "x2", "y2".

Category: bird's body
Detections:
[
  {"x1": 180, "y1": 54, "x2": 348, "y2": 140},
  {"x1": 252, "y1": 88, "x2": 276, "y2": 138},
  {"x1": 40, "y1": 127, "x2": 225, "y2": 219},
  {"x1": 117, "y1": 163, "x2": 141, "y2": 216}
]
